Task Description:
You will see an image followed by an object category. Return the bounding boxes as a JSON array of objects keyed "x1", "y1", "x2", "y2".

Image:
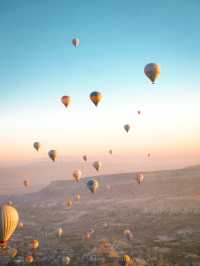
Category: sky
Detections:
[{"x1": 0, "y1": 0, "x2": 200, "y2": 167}]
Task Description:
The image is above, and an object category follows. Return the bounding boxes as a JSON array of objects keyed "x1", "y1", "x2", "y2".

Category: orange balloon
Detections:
[
  {"x1": 32, "y1": 239, "x2": 39, "y2": 250},
  {"x1": 61, "y1": 96, "x2": 72, "y2": 108},
  {"x1": 90, "y1": 91, "x2": 102, "y2": 106},
  {"x1": 25, "y1": 256, "x2": 34, "y2": 264}
]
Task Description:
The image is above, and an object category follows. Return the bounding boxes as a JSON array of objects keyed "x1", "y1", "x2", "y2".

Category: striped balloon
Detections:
[{"x1": 0, "y1": 205, "x2": 19, "y2": 246}]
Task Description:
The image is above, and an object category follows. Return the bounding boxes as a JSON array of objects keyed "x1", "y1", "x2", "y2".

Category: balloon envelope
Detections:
[
  {"x1": 67, "y1": 199, "x2": 73, "y2": 208},
  {"x1": 0, "y1": 205, "x2": 19, "y2": 246},
  {"x1": 93, "y1": 161, "x2": 102, "y2": 172},
  {"x1": 61, "y1": 96, "x2": 71, "y2": 108},
  {"x1": 25, "y1": 256, "x2": 34, "y2": 264},
  {"x1": 72, "y1": 38, "x2": 80, "y2": 47},
  {"x1": 144, "y1": 63, "x2": 160, "y2": 84},
  {"x1": 73, "y1": 169, "x2": 82, "y2": 182},
  {"x1": 48, "y1": 150, "x2": 57, "y2": 162},
  {"x1": 119, "y1": 255, "x2": 132, "y2": 266},
  {"x1": 63, "y1": 256, "x2": 70, "y2": 265},
  {"x1": 83, "y1": 155, "x2": 87, "y2": 162},
  {"x1": 136, "y1": 173, "x2": 144, "y2": 184},
  {"x1": 87, "y1": 179, "x2": 99, "y2": 193},
  {"x1": 23, "y1": 180, "x2": 29, "y2": 188},
  {"x1": 57, "y1": 227, "x2": 63, "y2": 237},
  {"x1": 33, "y1": 142, "x2": 40, "y2": 151},
  {"x1": 90, "y1": 91, "x2": 102, "y2": 106},
  {"x1": 124, "y1": 124, "x2": 130, "y2": 132},
  {"x1": 32, "y1": 239, "x2": 39, "y2": 250}
]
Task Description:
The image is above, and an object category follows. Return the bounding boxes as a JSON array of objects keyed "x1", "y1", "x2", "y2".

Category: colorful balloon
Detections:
[
  {"x1": 144, "y1": 63, "x2": 160, "y2": 84},
  {"x1": 10, "y1": 248, "x2": 17, "y2": 258},
  {"x1": 90, "y1": 91, "x2": 102, "y2": 106},
  {"x1": 0, "y1": 205, "x2": 19, "y2": 247},
  {"x1": 119, "y1": 255, "x2": 132, "y2": 266},
  {"x1": 84, "y1": 232, "x2": 91, "y2": 240},
  {"x1": 32, "y1": 239, "x2": 39, "y2": 250},
  {"x1": 61, "y1": 96, "x2": 72, "y2": 108},
  {"x1": 87, "y1": 179, "x2": 99, "y2": 193},
  {"x1": 72, "y1": 38, "x2": 80, "y2": 48},
  {"x1": 25, "y1": 255, "x2": 34, "y2": 264}
]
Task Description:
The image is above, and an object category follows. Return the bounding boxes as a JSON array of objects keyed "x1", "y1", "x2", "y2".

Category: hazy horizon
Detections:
[{"x1": 0, "y1": 0, "x2": 200, "y2": 168}]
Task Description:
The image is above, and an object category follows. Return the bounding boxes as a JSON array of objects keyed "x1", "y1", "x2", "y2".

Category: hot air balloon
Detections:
[
  {"x1": 33, "y1": 142, "x2": 40, "y2": 152},
  {"x1": 124, "y1": 124, "x2": 130, "y2": 133},
  {"x1": 103, "y1": 222, "x2": 109, "y2": 228},
  {"x1": 123, "y1": 229, "x2": 133, "y2": 241},
  {"x1": 106, "y1": 185, "x2": 111, "y2": 191},
  {"x1": 48, "y1": 150, "x2": 57, "y2": 162},
  {"x1": 87, "y1": 179, "x2": 99, "y2": 193},
  {"x1": 23, "y1": 180, "x2": 30, "y2": 188},
  {"x1": 75, "y1": 193, "x2": 81, "y2": 202},
  {"x1": 84, "y1": 232, "x2": 91, "y2": 241},
  {"x1": 93, "y1": 161, "x2": 102, "y2": 172},
  {"x1": 10, "y1": 248, "x2": 17, "y2": 258},
  {"x1": 147, "y1": 153, "x2": 151, "y2": 157},
  {"x1": 62, "y1": 256, "x2": 71, "y2": 265},
  {"x1": 67, "y1": 199, "x2": 73, "y2": 208},
  {"x1": 82, "y1": 155, "x2": 87, "y2": 162},
  {"x1": 61, "y1": 96, "x2": 72, "y2": 108},
  {"x1": 108, "y1": 149, "x2": 112, "y2": 155},
  {"x1": 18, "y1": 222, "x2": 24, "y2": 229},
  {"x1": 90, "y1": 91, "x2": 102, "y2": 106},
  {"x1": 144, "y1": 63, "x2": 160, "y2": 84},
  {"x1": 57, "y1": 227, "x2": 63, "y2": 237},
  {"x1": 31, "y1": 240, "x2": 39, "y2": 250},
  {"x1": 137, "y1": 110, "x2": 141, "y2": 115},
  {"x1": 136, "y1": 173, "x2": 144, "y2": 184},
  {"x1": 25, "y1": 255, "x2": 34, "y2": 264},
  {"x1": 72, "y1": 38, "x2": 80, "y2": 48},
  {"x1": 0, "y1": 205, "x2": 19, "y2": 247},
  {"x1": 119, "y1": 255, "x2": 132, "y2": 266},
  {"x1": 73, "y1": 169, "x2": 82, "y2": 182}
]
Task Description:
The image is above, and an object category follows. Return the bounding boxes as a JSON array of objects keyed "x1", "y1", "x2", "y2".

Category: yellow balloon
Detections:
[
  {"x1": 32, "y1": 239, "x2": 39, "y2": 250},
  {"x1": 67, "y1": 199, "x2": 73, "y2": 208},
  {"x1": 0, "y1": 205, "x2": 19, "y2": 247},
  {"x1": 119, "y1": 255, "x2": 132, "y2": 266}
]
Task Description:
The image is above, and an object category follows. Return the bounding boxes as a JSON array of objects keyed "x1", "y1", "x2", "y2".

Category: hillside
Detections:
[{"x1": 0, "y1": 165, "x2": 200, "y2": 265}]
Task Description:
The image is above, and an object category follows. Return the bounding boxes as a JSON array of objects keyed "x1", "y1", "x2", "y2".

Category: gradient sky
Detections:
[{"x1": 0, "y1": 0, "x2": 200, "y2": 165}]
